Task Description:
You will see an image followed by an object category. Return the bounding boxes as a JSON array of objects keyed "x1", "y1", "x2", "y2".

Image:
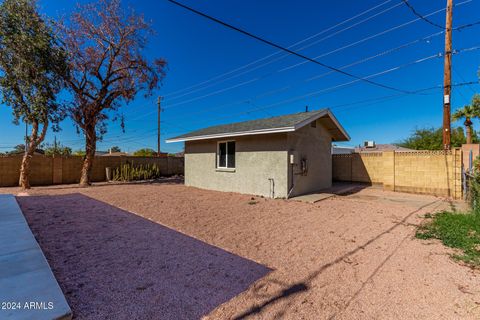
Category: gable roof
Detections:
[{"x1": 166, "y1": 109, "x2": 350, "y2": 143}]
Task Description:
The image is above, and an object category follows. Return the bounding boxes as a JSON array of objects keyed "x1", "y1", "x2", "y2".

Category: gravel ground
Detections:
[{"x1": 3, "y1": 181, "x2": 480, "y2": 319}]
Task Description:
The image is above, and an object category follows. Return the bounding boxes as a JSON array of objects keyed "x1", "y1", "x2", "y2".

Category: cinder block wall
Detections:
[
  {"x1": 332, "y1": 149, "x2": 462, "y2": 199},
  {"x1": 0, "y1": 155, "x2": 184, "y2": 187}
]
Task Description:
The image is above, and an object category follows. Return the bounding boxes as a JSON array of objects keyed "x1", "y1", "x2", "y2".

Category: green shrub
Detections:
[
  {"x1": 467, "y1": 172, "x2": 480, "y2": 214},
  {"x1": 112, "y1": 162, "x2": 162, "y2": 181},
  {"x1": 416, "y1": 211, "x2": 480, "y2": 267}
]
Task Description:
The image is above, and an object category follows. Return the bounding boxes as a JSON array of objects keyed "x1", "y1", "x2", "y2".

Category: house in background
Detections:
[
  {"x1": 166, "y1": 109, "x2": 349, "y2": 198},
  {"x1": 354, "y1": 141, "x2": 412, "y2": 152},
  {"x1": 332, "y1": 145, "x2": 355, "y2": 154}
]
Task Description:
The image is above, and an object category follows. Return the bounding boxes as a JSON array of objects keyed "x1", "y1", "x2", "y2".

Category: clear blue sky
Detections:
[{"x1": 1, "y1": 0, "x2": 479, "y2": 153}]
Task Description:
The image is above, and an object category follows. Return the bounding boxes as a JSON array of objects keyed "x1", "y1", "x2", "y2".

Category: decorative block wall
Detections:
[
  {"x1": 0, "y1": 155, "x2": 184, "y2": 187},
  {"x1": 333, "y1": 149, "x2": 462, "y2": 199}
]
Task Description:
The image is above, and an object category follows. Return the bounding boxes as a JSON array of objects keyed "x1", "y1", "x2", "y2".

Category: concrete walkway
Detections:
[
  {"x1": 0, "y1": 194, "x2": 71, "y2": 320},
  {"x1": 290, "y1": 182, "x2": 369, "y2": 203}
]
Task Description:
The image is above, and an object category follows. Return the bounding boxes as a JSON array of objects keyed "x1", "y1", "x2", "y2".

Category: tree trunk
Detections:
[
  {"x1": 19, "y1": 120, "x2": 48, "y2": 190},
  {"x1": 19, "y1": 149, "x2": 34, "y2": 190},
  {"x1": 466, "y1": 125, "x2": 472, "y2": 144},
  {"x1": 80, "y1": 126, "x2": 96, "y2": 187}
]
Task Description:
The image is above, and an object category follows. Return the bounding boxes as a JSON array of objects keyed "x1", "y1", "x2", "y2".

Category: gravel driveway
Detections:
[{"x1": 4, "y1": 181, "x2": 480, "y2": 319}]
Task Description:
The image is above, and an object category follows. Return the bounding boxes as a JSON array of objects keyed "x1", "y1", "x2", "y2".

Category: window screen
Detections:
[
  {"x1": 218, "y1": 142, "x2": 226, "y2": 167},
  {"x1": 218, "y1": 141, "x2": 235, "y2": 168},
  {"x1": 227, "y1": 141, "x2": 235, "y2": 168}
]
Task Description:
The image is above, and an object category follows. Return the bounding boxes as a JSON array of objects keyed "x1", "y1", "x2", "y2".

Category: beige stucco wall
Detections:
[
  {"x1": 184, "y1": 134, "x2": 289, "y2": 198},
  {"x1": 184, "y1": 121, "x2": 336, "y2": 198},
  {"x1": 286, "y1": 120, "x2": 333, "y2": 197}
]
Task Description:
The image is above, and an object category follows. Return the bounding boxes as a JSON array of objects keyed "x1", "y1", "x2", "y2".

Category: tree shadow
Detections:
[
  {"x1": 232, "y1": 199, "x2": 440, "y2": 319},
  {"x1": 17, "y1": 193, "x2": 271, "y2": 320},
  {"x1": 38, "y1": 176, "x2": 185, "y2": 191}
]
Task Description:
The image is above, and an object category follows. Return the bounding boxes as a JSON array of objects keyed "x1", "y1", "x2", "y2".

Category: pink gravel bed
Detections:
[
  {"x1": 4, "y1": 181, "x2": 480, "y2": 319},
  {"x1": 16, "y1": 192, "x2": 270, "y2": 320}
]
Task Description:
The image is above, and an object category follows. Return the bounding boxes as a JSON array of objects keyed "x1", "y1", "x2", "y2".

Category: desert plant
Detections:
[{"x1": 112, "y1": 162, "x2": 161, "y2": 181}]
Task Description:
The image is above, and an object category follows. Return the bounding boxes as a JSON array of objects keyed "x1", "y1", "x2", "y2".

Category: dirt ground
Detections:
[{"x1": 3, "y1": 181, "x2": 480, "y2": 319}]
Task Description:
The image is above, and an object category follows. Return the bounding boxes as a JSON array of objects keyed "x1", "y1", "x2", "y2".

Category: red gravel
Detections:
[{"x1": 5, "y1": 181, "x2": 480, "y2": 319}]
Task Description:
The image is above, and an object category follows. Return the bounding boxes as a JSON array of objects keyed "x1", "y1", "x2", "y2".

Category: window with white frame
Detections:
[{"x1": 217, "y1": 141, "x2": 235, "y2": 169}]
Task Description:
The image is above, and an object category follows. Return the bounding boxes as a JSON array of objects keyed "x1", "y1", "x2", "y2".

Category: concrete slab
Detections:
[
  {"x1": 290, "y1": 182, "x2": 371, "y2": 203},
  {"x1": 291, "y1": 192, "x2": 336, "y2": 203},
  {"x1": 290, "y1": 183, "x2": 367, "y2": 203},
  {"x1": 0, "y1": 194, "x2": 72, "y2": 320}
]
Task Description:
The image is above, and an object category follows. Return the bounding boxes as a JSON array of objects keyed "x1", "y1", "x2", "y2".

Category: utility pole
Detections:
[
  {"x1": 157, "y1": 96, "x2": 162, "y2": 157},
  {"x1": 442, "y1": 0, "x2": 453, "y2": 150}
]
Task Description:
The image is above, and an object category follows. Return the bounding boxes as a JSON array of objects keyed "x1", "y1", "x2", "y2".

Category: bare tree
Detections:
[
  {"x1": 0, "y1": 0, "x2": 67, "y2": 189},
  {"x1": 60, "y1": 0, "x2": 166, "y2": 186}
]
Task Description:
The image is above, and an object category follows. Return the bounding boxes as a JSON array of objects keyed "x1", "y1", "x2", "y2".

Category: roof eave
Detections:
[{"x1": 166, "y1": 126, "x2": 296, "y2": 143}]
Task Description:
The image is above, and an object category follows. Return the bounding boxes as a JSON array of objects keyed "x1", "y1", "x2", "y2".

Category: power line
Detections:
[
  {"x1": 455, "y1": 20, "x2": 480, "y2": 31},
  {"x1": 127, "y1": 0, "x2": 475, "y2": 124},
  {"x1": 71, "y1": 81, "x2": 478, "y2": 147},
  {"x1": 163, "y1": 8, "x2": 444, "y2": 109},
  {"x1": 165, "y1": 42, "x2": 479, "y2": 122},
  {"x1": 162, "y1": 0, "x2": 398, "y2": 100},
  {"x1": 133, "y1": 27, "x2": 432, "y2": 119},
  {"x1": 165, "y1": 1, "x2": 403, "y2": 104},
  {"x1": 305, "y1": 31, "x2": 444, "y2": 82},
  {"x1": 452, "y1": 66, "x2": 477, "y2": 95},
  {"x1": 130, "y1": 31, "x2": 436, "y2": 121},
  {"x1": 174, "y1": 55, "x2": 444, "y2": 125},
  {"x1": 401, "y1": 0, "x2": 445, "y2": 29},
  {"x1": 401, "y1": 0, "x2": 480, "y2": 32},
  {"x1": 160, "y1": 30, "x2": 444, "y2": 110},
  {"x1": 278, "y1": 0, "x2": 474, "y2": 72},
  {"x1": 130, "y1": 41, "x2": 474, "y2": 134},
  {"x1": 71, "y1": 42, "x2": 479, "y2": 146},
  {"x1": 167, "y1": 0, "x2": 414, "y2": 94},
  {"x1": 174, "y1": 45, "x2": 479, "y2": 128},
  {"x1": 163, "y1": 0, "x2": 475, "y2": 111}
]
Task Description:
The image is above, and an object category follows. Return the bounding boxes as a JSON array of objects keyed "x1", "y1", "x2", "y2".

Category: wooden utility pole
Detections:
[
  {"x1": 442, "y1": 0, "x2": 453, "y2": 150},
  {"x1": 157, "y1": 96, "x2": 162, "y2": 156}
]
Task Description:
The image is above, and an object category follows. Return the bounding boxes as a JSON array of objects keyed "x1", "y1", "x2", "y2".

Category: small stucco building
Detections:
[{"x1": 166, "y1": 109, "x2": 350, "y2": 198}]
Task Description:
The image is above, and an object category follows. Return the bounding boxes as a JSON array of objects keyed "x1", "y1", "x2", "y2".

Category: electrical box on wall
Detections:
[{"x1": 289, "y1": 151, "x2": 299, "y2": 165}]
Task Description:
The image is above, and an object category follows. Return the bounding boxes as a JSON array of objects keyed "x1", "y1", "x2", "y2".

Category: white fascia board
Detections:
[{"x1": 165, "y1": 126, "x2": 295, "y2": 143}]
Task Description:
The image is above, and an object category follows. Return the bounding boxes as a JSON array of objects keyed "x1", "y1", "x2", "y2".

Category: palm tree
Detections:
[{"x1": 452, "y1": 94, "x2": 480, "y2": 144}]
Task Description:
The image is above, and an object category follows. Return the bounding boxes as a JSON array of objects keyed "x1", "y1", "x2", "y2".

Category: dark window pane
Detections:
[
  {"x1": 219, "y1": 142, "x2": 226, "y2": 167},
  {"x1": 227, "y1": 141, "x2": 235, "y2": 168}
]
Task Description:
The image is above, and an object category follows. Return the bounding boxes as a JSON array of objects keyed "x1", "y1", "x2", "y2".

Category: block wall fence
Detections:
[
  {"x1": 332, "y1": 149, "x2": 462, "y2": 199},
  {"x1": 0, "y1": 155, "x2": 184, "y2": 187}
]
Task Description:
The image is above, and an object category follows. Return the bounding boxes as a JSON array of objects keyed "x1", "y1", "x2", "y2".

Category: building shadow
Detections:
[
  {"x1": 17, "y1": 194, "x2": 271, "y2": 320},
  {"x1": 329, "y1": 181, "x2": 373, "y2": 196}
]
